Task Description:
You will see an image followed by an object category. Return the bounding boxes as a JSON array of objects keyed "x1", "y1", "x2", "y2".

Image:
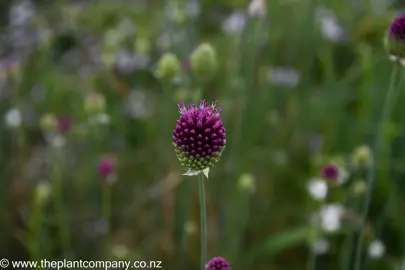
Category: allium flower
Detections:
[
  {"x1": 58, "y1": 116, "x2": 72, "y2": 133},
  {"x1": 206, "y1": 257, "x2": 231, "y2": 270},
  {"x1": 385, "y1": 14, "x2": 405, "y2": 59},
  {"x1": 172, "y1": 100, "x2": 226, "y2": 176},
  {"x1": 322, "y1": 164, "x2": 339, "y2": 181},
  {"x1": 98, "y1": 158, "x2": 115, "y2": 178}
]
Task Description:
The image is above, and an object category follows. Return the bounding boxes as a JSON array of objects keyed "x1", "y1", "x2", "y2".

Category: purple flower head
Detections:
[
  {"x1": 322, "y1": 164, "x2": 339, "y2": 181},
  {"x1": 386, "y1": 14, "x2": 405, "y2": 58},
  {"x1": 98, "y1": 158, "x2": 115, "y2": 178},
  {"x1": 206, "y1": 257, "x2": 231, "y2": 270},
  {"x1": 172, "y1": 100, "x2": 226, "y2": 172},
  {"x1": 58, "y1": 116, "x2": 72, "y2": 133}
]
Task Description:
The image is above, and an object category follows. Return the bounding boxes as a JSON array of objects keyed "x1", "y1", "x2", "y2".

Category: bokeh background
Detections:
[{"x1": 1, "y1": 0, "x2": 405, "y2": 269}]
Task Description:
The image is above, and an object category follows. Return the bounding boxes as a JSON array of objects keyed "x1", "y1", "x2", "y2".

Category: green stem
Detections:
[
  {"x1": 306, "y1": 227, "x2": 318, "y2": 270},
  {"x1": 307, "y1": 200, "x2": 323, "y2": 270},
  {"x1": 198, "y1": 173, "x2": 207, "y2": 270},
  {"x1": 52, "y1": 151, "x2": 71, "y2": 258},
  {"x1": 353, "y1": 63, "x2": 400, "y2": 270},
  {"x1": 102, "y1": 183, "x2": 111, "y2": 237}
]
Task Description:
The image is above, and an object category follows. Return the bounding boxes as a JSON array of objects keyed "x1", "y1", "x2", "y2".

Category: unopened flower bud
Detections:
[
  {"x1": 39, "y1": 113, "x2": 57, "y2": 132},
  {"x1": 155, "y1": 53, "x2": 181, "y2": 81},
  {"x1": 184, "y1": 220, "x2": 197, "y2": 235},
  {"x1": 248, "y1": 0, "x2": 266, "y2": 19},
  {"x1": 134, "y1": 38, "x2": 151, "y2": 54},
  {"x1": 352, "y1": 179, "x2": 366, "y2": 196},
  {"x1": 84, "y1": 92, "x2": 106, "y2": 115},
  {"x1": 352, "y1": 145, "x2": 373, "y2": 168},
  {"x1": 190, "y1": 43, "x2": 217, "y2": 81},
  {"x1": 35, "y1": 182, "x2": 51, "y2": 204},
  {"x1": 238, "y1": 173, "x2": 256, "y2": 193},
  {"x1": 111, "y1": 245, "x2": 129, "y2": 259}
]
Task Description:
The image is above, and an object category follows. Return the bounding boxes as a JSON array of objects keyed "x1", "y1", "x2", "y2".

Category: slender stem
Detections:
[
  {"x1": 306, "y1": 225, "x2": 318, "y2": 270},
  {"x1": 198, "y1": 173, "x2": 207, "y2": 270},
  {"x1": 52, "y1": 153, "x2": 71, "y2": 258},
  {"x1": 353, "y1": 63, "x2": 400, "y2": 270},
  {"x1": 307, "y1": 199, "x2": 324, "y2": 270},
  {"x1": 102, "y1": 183, "x2": 111, "y2": 237}
]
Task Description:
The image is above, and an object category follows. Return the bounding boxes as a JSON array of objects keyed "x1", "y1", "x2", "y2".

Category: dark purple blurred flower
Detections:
[
  {"x1": 386, "y1": 14, "x2": 405, "y2": 58},
  {"x1": 98, "y1": 158, "x2": 115, "y2": 178},
  {"x1": 172, "y1": 100, "x2": 226, "y2": 172},
  {"x1": 322, "y1": 164, "x2": 339, "y2": 181},
  {"x1": 58, "y1": 116, "x2": 72, "y2": 133},
  {"x1": 206, "y1": 257, "x2": 231, "y2": 270}
]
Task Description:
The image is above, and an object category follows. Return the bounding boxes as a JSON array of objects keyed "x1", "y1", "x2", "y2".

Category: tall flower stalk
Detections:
[
  {"x1": 172, "y1": 100, "x2": 226, "y2": 269},
  {"x1": 354, "y1": 15, "x2": 405, "y2": 268},
  {"x1": 198, "y1": 173, "x2": 207, "y2": 269}
]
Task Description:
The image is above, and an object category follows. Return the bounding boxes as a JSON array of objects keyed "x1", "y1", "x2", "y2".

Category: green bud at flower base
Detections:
[
  {"x1": 155, "y1": 53, "x2": 181, "y2": 81},
  {"x1": 190, "y1": 43, "x2": 218, "y2": 81},
  {"x1": 39, "y1": 113, "x2": 58, "y2": 132},
  {"x1": 84, "y1": 92, "x2": 106, "y2": 115}
]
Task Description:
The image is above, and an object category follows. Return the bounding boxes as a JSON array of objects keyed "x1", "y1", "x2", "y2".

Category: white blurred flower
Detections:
[
  {"x1": 316, "y1": 8, "x2": 345, "y2": 43},
  {"x1": 115, "y1": 50, "x2": 136, "y2": 74},
  {"x1": 124, "y1": 90, "x2": 154, "y2": 119},
  {"x1": 319, "y1": 204, "x2": 345, "y2": 232},
  {"x1": 267, "y1": 67, "x2": 300, "y2": 88},
  {"x1": 5, "y1": 108, "x2": 22, "y2": 128},
  {"x1": 307, "y1": 178, "x2": 328, "y2": 200},
  {"x1": 222, "y1": 12, "x2": 246, "y2": 35},
  {"x1": 248, "y1": 0, "x2": 266, "y2": 18},
  {"x1": 186, "y1": 0, "x2": 201, "y2": 19},
  {"x1": 313, "y1": 237, "x2": 330, "y2": 255},
  {"x1": 368, "y1": 240, "x2": 385, "y2": 259},
  {"x1": 51, "y1": 134, "x2": 66, "y2": 148},
  {"x1": 9, "y1": 0, "x2": 35, "y2": 27}
]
